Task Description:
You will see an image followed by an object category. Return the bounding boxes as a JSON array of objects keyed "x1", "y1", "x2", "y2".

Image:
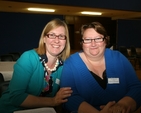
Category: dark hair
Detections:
[{"x1": 80, "y1": 22, "x2": 110, "y2": 46}]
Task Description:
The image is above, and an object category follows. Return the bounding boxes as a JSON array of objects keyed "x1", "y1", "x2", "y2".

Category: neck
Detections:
[
  {"x1": 44, "y1": 58, "x2": 59, "y2": 72},
  {"x1": 84, "y1": 53, "x2": 104, "y2": 66}
]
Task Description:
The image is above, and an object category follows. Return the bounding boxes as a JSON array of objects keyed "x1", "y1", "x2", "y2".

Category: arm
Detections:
[
  {"x1": 104, "y1": 52, "x2": 140, "y2": 113},
  {"x1": 21, "y1": 87, "x2": 73, "y2": 108},
  {"x1": 78, "y1": 101, "x2": 116, "y2": 113},
  {"x1": 108, "y1": 96, "x2": 136, "y2": 113},
  {"x1": 78, "y1": 101, "x2": 100, "y2": 113},
  {"x1": 9, "y1": 51, "x2": 72, "y2": 108}
]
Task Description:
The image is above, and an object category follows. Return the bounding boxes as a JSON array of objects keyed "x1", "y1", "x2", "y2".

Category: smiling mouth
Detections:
[
  {"x1": 52, "y1": 45, "x2": 60, "y2": 48},
  {"x1": 91, "y1": 47, "x2": 97, "y2": 49}
]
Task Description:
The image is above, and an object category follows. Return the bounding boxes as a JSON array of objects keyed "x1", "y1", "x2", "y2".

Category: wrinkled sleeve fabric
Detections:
[
  {"x1": 118, "y1": 52, "x2": 141, "y2": 109},
  {"x1": 4, "y1": 50, "x2": 43, "y2": 106},
  {"x1": 60, "y1": 53, "x2": 85, "y2": 112}
]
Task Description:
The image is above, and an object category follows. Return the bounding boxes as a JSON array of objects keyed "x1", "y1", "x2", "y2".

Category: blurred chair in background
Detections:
[
  {"x1": 0, "y1": 81, "x2": 10, "y2": 97},
  {"x1": 9, "y1": 52, "x2": 21, "y2": 61},
  {"x1": 0, "y1": 73, "x2": 4, "y2": 83},
  {"x1": 0, "y1": 73, "x2": 10, "y2": 97},
  {"x1": 119, "y1": 46, "x2": 137, "y2": 69},
  {"x1": 0, "y1": 54, "x2": 14, "y2": 61},
  {"x1": 130, "y1": 46, "x2": 141, "y2": 68}
]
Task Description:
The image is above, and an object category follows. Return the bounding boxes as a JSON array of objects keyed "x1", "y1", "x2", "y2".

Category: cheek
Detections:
[
  {"x1": 102, "y1": 42, "x2": 107, "y2": 47},
  {"x1": 62, "y1": 41, "x2": 66, "y2": 46},
  {"x1": 83, "y1": 43, "x2": 89, "y2": 47},
  {"x1": 82, "y1": 44, "x2": 89, "y2": 50}
]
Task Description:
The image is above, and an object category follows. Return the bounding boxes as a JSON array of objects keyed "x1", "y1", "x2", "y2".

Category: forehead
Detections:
[
  {"x1": 83, "y1": 28, "x2": 103, "y2": 37},
  {"x1": 48, "y1": 26, "x2": 66, "y2": 34}
]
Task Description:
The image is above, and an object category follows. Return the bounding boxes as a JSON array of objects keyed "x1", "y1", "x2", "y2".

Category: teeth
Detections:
[{"x1": 53, "y1": 45, "x2": 59, "y2": 48}]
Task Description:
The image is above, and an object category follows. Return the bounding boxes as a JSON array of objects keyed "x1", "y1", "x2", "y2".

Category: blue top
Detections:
[
  {"x1": 0, "y1": 49, "x2": 63, "y2": 113},
  {"x1": 60, "y1": 48, "x2": 141, "y2": 112}
]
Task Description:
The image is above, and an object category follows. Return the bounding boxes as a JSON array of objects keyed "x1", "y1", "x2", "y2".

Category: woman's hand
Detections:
[
  {"x1": 100, "y1": 101, "x2": 116, "y2": 113},
  {"x1": 53, "y1": 87, "x2": 73, "y2": 106},
  {"x1": 100, "y1": 102, "x2": 131, "y2": 113},
  {"x1": 108, "y1": 103, "x2": 131, "y2": 113}
]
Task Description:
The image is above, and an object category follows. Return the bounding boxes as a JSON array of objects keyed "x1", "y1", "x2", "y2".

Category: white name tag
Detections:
[
  {"x1": 55, "y1": 79, "x2": 60, "y2": 85},
  {"x1": 108, "y1": 78, "x2": 119, "y2": 84}
]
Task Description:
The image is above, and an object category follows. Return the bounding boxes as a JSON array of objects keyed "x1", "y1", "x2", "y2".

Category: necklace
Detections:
[{"x1": 44, "y1": 59, "x2": 59, "y2": 71}]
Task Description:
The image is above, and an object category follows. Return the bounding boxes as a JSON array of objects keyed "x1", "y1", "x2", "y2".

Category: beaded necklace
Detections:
[
  {"x1": 39, "y1": 54, "x2": 59, "y2": 96},
  {"x1": 44, "y1": 59, "x2": 59, "y2": 71}
]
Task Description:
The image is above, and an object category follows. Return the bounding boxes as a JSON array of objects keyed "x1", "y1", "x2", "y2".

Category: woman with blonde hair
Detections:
[{"x1": 0, "y1": 18, "x2": 72, "y2": 113}]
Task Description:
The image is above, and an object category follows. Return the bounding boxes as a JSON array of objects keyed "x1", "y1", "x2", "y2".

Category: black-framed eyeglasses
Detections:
[
  {"x1": 82, "y1": 37, "x2": 105, "y2": 44},
  {"x1": 46, "y1": 33, "x2": 66, "y2": 40}
]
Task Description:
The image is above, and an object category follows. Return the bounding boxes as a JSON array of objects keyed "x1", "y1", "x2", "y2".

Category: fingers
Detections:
[
  {"x1": 108, "y1": 103, "x2": 130, "y2": 113},
  {"x1": 53, "y1": 87, "x2": 73, "y2": 106},
  {"x1": 105, "y1": 101, "x2": 116, "y2": 109},
  {"x1": 58, "y1": 87, "x2": 73, "y2": 98},
  {"x1": 100, "y1": 101, "x2": 115, "y2": 110},
  {"x1": 126, "y1": 106, "x2": 131, "y2": 113},
  {"x1": 100, "y1": 105, "x2": 105, "y2": 109},
  {"x1": 100, "y1": 101, "x2": 115, "y2": 113}
]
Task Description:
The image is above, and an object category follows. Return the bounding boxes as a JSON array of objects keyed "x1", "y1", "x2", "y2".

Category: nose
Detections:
[
  {"x1": 54, "y1": 36, "x2": 60, "y2": 42},
  {"x1": 91, "y1": 39, "x2": 96, "y2": 46}
]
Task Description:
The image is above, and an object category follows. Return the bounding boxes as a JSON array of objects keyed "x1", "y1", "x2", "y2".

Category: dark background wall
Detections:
[
  {"x1": 1, "y1": 0, "x2": 141, "y2": 55},
  {"x1": 117, "y1": 19, "x2": 141, "y2": 48},
  {"x1": 0, "y1": 12, "x2": 63, "y2": 55},
  {"x1": 0, "y1": 12, "x2": 117, "y2": 55},
  {"x1": 1, "y1": 12, "x2": 141, "y2": 55}
]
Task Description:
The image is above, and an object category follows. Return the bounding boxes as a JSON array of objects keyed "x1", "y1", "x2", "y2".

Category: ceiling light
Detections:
[
  {"x1": 27, "y1": 8, "x2": 55, "y2": 12},
  {"x1": 81, "y1": 11, "x2": 102, "y2": 15}
]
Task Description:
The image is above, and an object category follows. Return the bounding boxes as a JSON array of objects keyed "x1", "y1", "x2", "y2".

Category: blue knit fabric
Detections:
[{"x1": 60, "y1": 48, "x2": 141, "y2": 112}]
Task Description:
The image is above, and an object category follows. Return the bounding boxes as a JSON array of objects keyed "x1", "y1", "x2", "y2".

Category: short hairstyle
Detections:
[
  {"x1": 80, "y1": 22, "x2": 109, "y2": 46},
  {"x1": 35, "y1": 18, "x2": 70, "y2": 61}
]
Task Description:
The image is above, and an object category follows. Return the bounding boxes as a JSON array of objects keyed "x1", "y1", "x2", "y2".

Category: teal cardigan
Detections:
[{"x1": 0, "y1": 50, "x2": 63, "y2": 113}]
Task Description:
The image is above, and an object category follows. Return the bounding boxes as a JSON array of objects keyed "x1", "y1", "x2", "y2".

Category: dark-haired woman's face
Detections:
[{"x1": 82, "y1": 28, "x2": 106, "y2": 57}]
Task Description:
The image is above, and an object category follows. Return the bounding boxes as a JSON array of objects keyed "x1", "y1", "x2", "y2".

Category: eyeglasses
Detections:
[
  {"x1": 46, "y1": 33, "x2": 66, "y2": 40},
  {"x1": 82, "y1": 37, "x2": 105, "y2": 44}
]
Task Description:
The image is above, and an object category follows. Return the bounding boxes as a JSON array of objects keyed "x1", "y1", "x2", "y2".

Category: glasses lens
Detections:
[
  {"x1": 83, "y1": 38, "x2": 104, "y2": 43},
  {"x1": 95, "y1": 38, "x2": 104, "y2": 42},
  {"x1": 83, "y1": 39, "x2": 91, "y2": 43},
  {"x1": 48, "y1": 34, "x2": 55, "y2": 39},
  {"x1": 47, "y1": 34, "x2": 66, "y2": 40},
  {"x1": 58, "y1": 35, "x2": 66, "y2": 40}
]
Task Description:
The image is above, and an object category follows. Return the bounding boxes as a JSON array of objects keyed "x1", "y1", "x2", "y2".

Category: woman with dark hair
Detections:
[{"x1": 60, "y1": 22, "x2": 141, "y2": 113}]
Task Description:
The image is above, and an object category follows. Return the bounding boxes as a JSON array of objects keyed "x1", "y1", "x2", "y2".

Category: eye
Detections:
[
  {"x1": 59, "y1": 35, "x2": 64, "y2": 38},
  {"x1": 95, "y1": 38, "x2": 102, "y2": 40},
  {"x1": 50, "y1": 34, "x2": 55, "y2": 37},
  {"x1": 85, "y1": 39, "x2": 91, "y2": 41}
]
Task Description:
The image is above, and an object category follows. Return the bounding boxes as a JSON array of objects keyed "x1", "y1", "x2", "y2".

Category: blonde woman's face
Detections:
[
  {"x1": 82, "y1": 28, "x2": 106, "y2": 57},
  {"x1": 44, "y1": 26, "x2": 66, "y2": 57}
]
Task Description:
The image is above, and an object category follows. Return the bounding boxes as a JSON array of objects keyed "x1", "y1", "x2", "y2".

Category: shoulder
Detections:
[
  {"x1": 16, "y1": 49, "x2": 39, "y2": 67},
  {"x1": 105, "y1": 48, "x2": 123, "y2": 57},
  {"x1": 19, "y1": 49, "x2": 38, "y2": 61},
  {"x1": 21, "y1": 49, "x2": 38, "y2": 57},
  {"x1": 65, "y1": 52, "x2": 80, "y2": 62},
  {"x1": 64, "y1": 52, "x2": 83, "y2": 68},
  {"x1": 105, "y1": 48, "x2": 129, "y2": 64}
]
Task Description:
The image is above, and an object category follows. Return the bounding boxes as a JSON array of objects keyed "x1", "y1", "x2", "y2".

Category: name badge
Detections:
[
  {"x1": 55, "y1": 79, "x2": 60, "y2": 85},
  {"x1": 108, "y1": 78, "x2": 119, "y2": 84}
]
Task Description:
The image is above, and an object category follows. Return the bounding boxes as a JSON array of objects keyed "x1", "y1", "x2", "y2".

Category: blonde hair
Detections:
[{"x1": 35, "y1": 18, "x2": 70, "y2": 61}]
